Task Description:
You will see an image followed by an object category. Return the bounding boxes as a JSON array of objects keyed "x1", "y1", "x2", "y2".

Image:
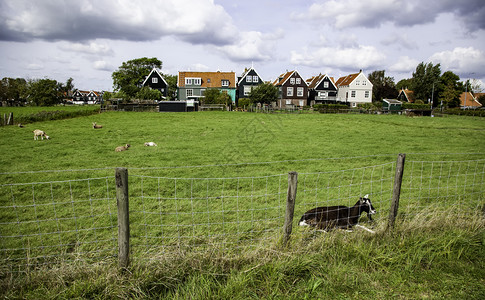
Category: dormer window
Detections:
[
  {"x1": 221, "y1": 80, "x2": 229, "y2": 87},
  {"x1": 185, "y1": 78, "x2": 201, "y2": 85}
]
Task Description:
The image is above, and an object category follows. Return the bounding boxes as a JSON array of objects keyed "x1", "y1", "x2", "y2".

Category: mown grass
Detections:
[{"x1": 0, "y1": 110, "x2": 484, "y2": 298}]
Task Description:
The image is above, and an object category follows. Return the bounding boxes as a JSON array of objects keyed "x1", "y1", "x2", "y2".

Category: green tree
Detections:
[
  {"x1": 438, "y1": 71, "x2": 462, "y2": 108},
  {"x1": 1, "y1": 77, "x2": 28, "y2": 104},
  {"x1": 136, "y1": 86, "x2": 162, "y2": 100},
  {"x1": 28, "y1": 79, "x2": 62, "y2": 106},
  {"x1": 477, "y1": 94, "x2": 485, "y2": 106},
  {"x1": 411, "y1": 62, "x2": 441, "y2": 105},
  {"x1": 249, "y1": 82, "x2": 278, "y2": 104},
  {"x1": 111, "y1": 57, "x2": 162, "y2": 99},
  {"x1": 163, "y1": 74, "x2": 177, "y2": 100},
  {"x1": 396, "y1": 78, "x2": 413, "y2": 91},
  {"x1": 368, "y1": 70, "x2": 398, "y2": 102},
  {"x1": 203, "y1": 88, "x2": 231, "y2": 105}
]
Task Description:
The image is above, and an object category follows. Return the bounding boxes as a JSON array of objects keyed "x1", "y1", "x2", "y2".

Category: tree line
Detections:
[
  {"x1": 0, "y1": 77, "x2": 74, "y2": 106},
  {"x1": 369, "y1": 62, "x2": 484, "y2": 108}
]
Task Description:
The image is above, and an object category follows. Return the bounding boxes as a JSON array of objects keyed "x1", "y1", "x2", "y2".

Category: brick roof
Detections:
[{"x1": 178, "y1": 71, "x2": 236, "y2": 88}]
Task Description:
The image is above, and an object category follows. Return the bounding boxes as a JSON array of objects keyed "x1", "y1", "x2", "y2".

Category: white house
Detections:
[{"x1": 335, "y1": 70, "x2": 373, "y2": 107}]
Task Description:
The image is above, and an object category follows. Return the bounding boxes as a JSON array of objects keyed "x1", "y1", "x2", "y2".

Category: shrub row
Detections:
[
  {"x1": 441, "y1": 108, "x2": 485, "y2": 117},
  {"x1": 13, "y1": 107, "x2": 100, "y2": 124}
]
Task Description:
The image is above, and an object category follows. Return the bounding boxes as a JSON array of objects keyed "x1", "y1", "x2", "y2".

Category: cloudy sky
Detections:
[{"x1": 1, "y1": 0, "x2": 484, "y2": 91}]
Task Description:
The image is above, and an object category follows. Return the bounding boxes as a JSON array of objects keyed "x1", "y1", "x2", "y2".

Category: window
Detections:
[
  {"x1": 365, "y1": 91, "x2": 369, "y2": 98},
  {"x1": 221, "y1": 80, "x2": 229, "y2": 87},
  {"x1": 185, "y1": 78, "x2": 201, "y2": 85},
  {"x1": 297, "y1": 87, "x2": 304, "y2": 97},
  {"x1": 351, "y1": 91, "x2": 356, "y2": 97},
  {"x1": 244, "y1": 86, "x2": 252, "y2": 96},
  {"x1": 351, "y1": 102, "x2": 357, "y2": 107},
  {"x1": 186, "y1": 89, "x2": 193, "y2": 97},
  {"x1": 286, "y1": 99, "x2": 292, "y2": 105},
  {"x1": 356, "y1": 80, "x2": 360, "y2": 86},
  {"x1": 319, "y1": 91, "x2": 327, "y2": 98},
  {"x1": 253, "y1": 76, "x2": 258, "y2": 82},
  {"x1": 152, "y1": 77, "x2": 158, "y2": 84},
  {"x1": 324, "y1": 81, "x2": 329, "y2": 88},
  {"x1": 299, "y1": 100, "x2": 304, "y2": 106},
  {"x1": 296, "y1": 78, "x2": 301, "y2": 84},
  {"x1": 246, "y1": 76, "x2": 252, "y2": 83},
  {"x1": 287, "y1": 87, "x2": 293, "y2": 96},
  {"x1": 290, "y1": 78, "x2": 295, "y2": 85},
  {"x1": 362, "y1": 81, "x2": 367, "y2": 85}
]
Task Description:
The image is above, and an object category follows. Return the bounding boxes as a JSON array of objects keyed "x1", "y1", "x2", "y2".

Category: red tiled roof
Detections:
[
  {"x1": 178, "y1": 71, "x2": 236, "y2": 88},
  {"x1": 272, "y1": 71, "x2": 294, "y2": 86},
  {"x1": 335, "y1": 72, "x2": 360, "y2": 87},
  {"x1": 460, "y1": 92, "x2": 482, "y2": 107}
]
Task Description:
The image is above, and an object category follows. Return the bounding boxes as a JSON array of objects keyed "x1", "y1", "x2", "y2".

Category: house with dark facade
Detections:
[
  {"x1": 272, "y1": 70, "x2": 308, "y2": 108},
  {"x1": 72, "y1": 90, "x2": 102, "y2": 104},
  {"x1": 306, "y1": 73, "x2": 338, "y2": 105},
  {"x1": 237, "y1": 67, "x2": 263, "y2": 100},
  {"x1": 142, "y1": 68, "x2": 168, "y2": 98},
  {"x1": 397, "y1": 88, "x2": 415, "y2": 103},
  {"x1": 177, "y1": 71, "x2": 237, "y2": 104}
]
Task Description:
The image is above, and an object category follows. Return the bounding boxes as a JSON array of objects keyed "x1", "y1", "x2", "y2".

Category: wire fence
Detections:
[{"x1": 1, "y1": 155, "x2": 484, "y2": 272}]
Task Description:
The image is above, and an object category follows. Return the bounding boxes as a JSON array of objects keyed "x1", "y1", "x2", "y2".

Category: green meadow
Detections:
[{"x1": 0, "y1": 109, "x2": 484, "y2": 299}]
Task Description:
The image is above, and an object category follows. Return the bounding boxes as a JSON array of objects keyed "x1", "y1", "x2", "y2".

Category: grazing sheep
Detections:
[
  {"x1": 144, "y1": 142, "x2": 157, "y2": 147},
  {"x1": 33, "y1": 129, "x2": 49, "y2": 140},
  {"x1": 115, "y1": 144, "x2": 131, "y2": 152},
  {"x1": 92, "y1": 122, "x2": 103, "y2": 129},
  {"x1": 299, "y1": 194, "x2": 376, "y2": 233}
]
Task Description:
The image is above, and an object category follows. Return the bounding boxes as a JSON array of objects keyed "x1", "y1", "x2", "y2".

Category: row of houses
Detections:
[{"x1": 144, "y1": 67, "x2": 374, "y2": 108}]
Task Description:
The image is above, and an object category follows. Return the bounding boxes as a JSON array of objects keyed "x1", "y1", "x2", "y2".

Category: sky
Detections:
[{"x1": 0, "y1": 0, "x2": 484, "y2": 92}]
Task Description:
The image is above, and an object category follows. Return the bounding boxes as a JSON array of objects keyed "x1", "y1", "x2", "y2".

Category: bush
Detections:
[
  {"x1": 14, "y1": 107, "x2": 100, "y2": 124},
  {"x1": 237, "y1": 98, "x2": 252, "y2": 108},
  {"x1": 442, "y1": 108, "x2": 485, "y2": 117},
  {"x1": 402, "y1": 103, "x2": 430, "y2": 110},
  {"x1": 314, "y1": 103, "x2": 349, "y2": 113}
]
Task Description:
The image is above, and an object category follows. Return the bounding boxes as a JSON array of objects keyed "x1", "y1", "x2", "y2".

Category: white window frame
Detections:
[
  {"x1": 287, "y1": 87, "x2": 293, "y2": 96},
  {"x1": 286, "y1": 99, "x2": 292, "y2": 105},
  {"x1": 365, "y1": 91, "x2": 369, "y2": 98},
  {"x1": 186, "y1": 89, "x2": 193, "y2": 97},
  {"x1": 290, "y1": 78, "x2": 295, "y2": 85},
  {"x1": 356, "y1": 80, "x2": 360, "y2": 86},
  {"x1": 296, "y1": 78, "x2": 301, "y2": 84},
  {"x1": 351, "y1": 90, "x2": 356, "y2": 98},
  {"x1": 152, "y1": 77, "x2": 158, "y2": 84},
  {"x1": 246, "y1": 76, "x2": 252, "y2": 83},
  {"x1": 185, "y1": 78, "x2": 201, "y2": 86},
  {"x1": 253, "y1": 76, "x2": 258, "y2": 82},
  {"x1": 297, "y1": 87, "x2": 304, "y2": 97},
  {"x1": 299, "y1": 100, "x2": 304, "y2": 106},
  {"x1": 221, "y1": 80, "x2": 229, "y2": 87},
  {"x1": 243, "y1": 86, "x2": 252, "y2": 96},
  {"x1": 362, "y1": 81, "x2": 367, "y2": 86},
  {"x1": 324, "y1": 81, "x2": 329, "y2": 88}
]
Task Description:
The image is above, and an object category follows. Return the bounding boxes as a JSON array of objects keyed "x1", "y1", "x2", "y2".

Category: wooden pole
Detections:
[
  {"x1": 388, "y1": 153, "x2": 406, "y2": 231},
  {"x1": 7, "y1": 112, "x2": 13, "y2": 125},
  {"x1": 283, "y1": 171, "x2": 298, "y2": 245},
  {"x1": 115, "y1": 167, "x2": 130, "y2": 269}
]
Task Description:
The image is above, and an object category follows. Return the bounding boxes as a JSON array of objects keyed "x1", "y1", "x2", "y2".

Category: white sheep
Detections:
[
  {"x1": 92, "y1": 122, "x2": 103, "y2": 129},
  {"x1": 144, "y1": 142, "x2": 157, "y2": 147},
  {"x1": 115, "y1": 144, "x2": 131, "y2": 152},
  {"x1": 33, "y1": 129, "x2": 50, "y2": 140}
]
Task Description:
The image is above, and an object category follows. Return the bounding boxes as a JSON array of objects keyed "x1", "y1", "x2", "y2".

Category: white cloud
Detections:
[
  {"x1": 216, "y1": 31, "x2": 281, "y2": 62},
  {"x1": 59, "y1": 42, "x2": 113, "y2": 56},
  {"x1": 389, "y1": 56, "x2": 420, "y2": 73},
  {"x1": 291, "y1": 45, "x2": 386, "y2": 71},
  {"x1": 0, "y1": 0, "x2": 238, "y2": 45},
  {"x1": 429, "y1": 47, "x2": 485, "y2": 78},
  {"x1": 93, "y1": 61, "x2": 114, "y2": 71},
  {"x1": 294, "y1": 0, "x2": 485, "y2": 31}
]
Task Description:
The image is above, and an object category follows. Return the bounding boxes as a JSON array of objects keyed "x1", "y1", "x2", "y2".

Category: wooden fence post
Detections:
[
  {"x1": 7, "y1": 112, "x2": 13, "y2": 125},
  {"x1": 283, "y1": 171, "x2": 298, "y2": 245},
  {"x1": 388, "y1": 153, "x2": 406, "y2": 231},
  {"x1": 115, "y1": 167, "x2": 130, "y2": 269}
]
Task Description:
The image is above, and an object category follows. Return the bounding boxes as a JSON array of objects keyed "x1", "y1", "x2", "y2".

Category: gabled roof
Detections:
[
  {"x1": 178, "y1": 71, "x2": 236, "y2": 88},
  {"x1": 335, "y1": 72, "x2": 360, "y2": 87},
  {"x1": 237, "y1": 67, "x2": 263, "y2": 85},
  {"x1": 460, "y1": 92, "x2": 482, "y2": 107},
  {"x1": 273, "y1": 71, "x2": 295, "y2": 86},
  {"x1": 306, "y1": 73, "x2": 336, "y2": 89},
  {"x1": 142, "y1": 68, "x2": 168, "y2": 86},
  {"x1": 398, "y1": 88, "x2": 414, "y2": 102}
]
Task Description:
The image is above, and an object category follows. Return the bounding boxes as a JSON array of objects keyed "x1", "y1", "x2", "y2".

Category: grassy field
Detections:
[{"x1": 0, "y1": 110, "x2": 484, "y2": 299}]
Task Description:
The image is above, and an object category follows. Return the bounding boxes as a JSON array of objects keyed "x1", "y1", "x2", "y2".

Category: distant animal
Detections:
[
  {"x1": 115, "y1": 144, "x2": 130, "y2": 152},
  {"x1": 18, "y1": 123, "x2": 24, "y2": 128},
  {"x1": 92, "y1": 122, "x2": 103, "y2": 129},
  {"x1": 33, "y1": 129, "x2": 50, "y2": 140},
  {"x1": 144, "y1": 142, "x2": 157, "y2": 147},
  {"x1": 299, "y1": 194, "x2": 376, "y2": 233}
]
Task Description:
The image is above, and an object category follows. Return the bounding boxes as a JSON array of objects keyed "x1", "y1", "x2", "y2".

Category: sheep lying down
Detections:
[{"x1": 299, "y1": 195, "x2": 376, "y2": 233}]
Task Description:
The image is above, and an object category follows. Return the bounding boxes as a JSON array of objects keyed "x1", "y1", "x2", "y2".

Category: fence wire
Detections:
[{"x1": 1, "y1": 157, "x2": 484, "y2": 271}]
